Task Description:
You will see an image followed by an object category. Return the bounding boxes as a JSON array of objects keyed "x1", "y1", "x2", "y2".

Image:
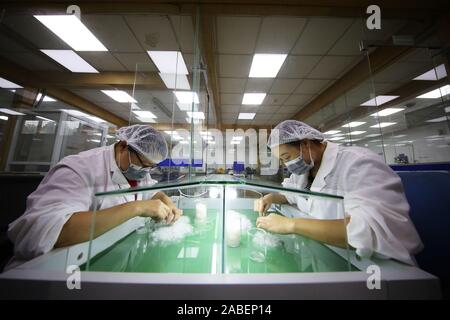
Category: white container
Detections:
[
  {"x1": 226, "y1": 213, "x2": 241, "y2": 247},
  {"x1": 195, "y1": 202, "x2": 207, "y2": 221}
]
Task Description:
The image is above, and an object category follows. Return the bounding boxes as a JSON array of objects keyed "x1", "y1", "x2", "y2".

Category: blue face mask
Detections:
[
  {"x1": 121, "y1": 150, "x2": 151, "y2": 181},
  {"x1": 284, "y1": 144, "x2": 314, "y2": 176}
]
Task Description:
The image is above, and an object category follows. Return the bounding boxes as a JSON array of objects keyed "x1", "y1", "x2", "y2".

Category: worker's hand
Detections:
[
  {"x1": 137, "y1": 199, "x2": 171, "y2": 222},
  {"x1": 166, "y1": 206, "x2": 183, "y2": 224},
  {"x1": 256, "y1": 213, "x2": 294, "y2": 234},
  {"x1": 258, "y1": 194, "x2": 274, "y2": 216}
]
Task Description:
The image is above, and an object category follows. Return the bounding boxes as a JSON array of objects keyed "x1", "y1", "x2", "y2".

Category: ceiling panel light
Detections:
[
  {"x1": 238, "y1": 112, "x2": 256, "y2": 120},
  {"x1": 413, "y1": 64, "x2": 447, "y2": 81},
  {"x1": 0, "y1": 116, "x2": 8, "y2": 121},
  {"x1": 132, "y1": 110, "x2": 156, "y2": 118},
  {"x1": 249, "y1": 54, "x2": 287, "y2": 78},
  {"x1": 365, "y1": 133, "x2": 382, "y2": 138},
  {"x1": 36, "y1": 93, "x2": 56, "y2": 102},
  {"x1": 417, "y1": 85, "x2": 450, "y2": 99},
  {"x1": 370, "y1": 122, "x2": 397, "y2": 128},
  {"x1": 159, "y1": 73, "x2": 190, "y2": 90},
  {"x1": 242, "y1": 93, "x2": 266, "y2": 105},
  {"x1": 371, "y1": 107, "x2": 405, "y2": 117},
  {"x1": 41, "y1": 50, "x2": 98, "y2": 73},
  {"x1": 0, "y1": 108, "x2": 25, "y2": 115},
  {"x1": 174, "y1": 91, "x2": 199, "y2": 104},
  {"x1": 147, "y1": 51, "x2": 188, "y2": 75},
  {"x1": 101, "y1": 90, "x2": 137, "y2": 103},
  {"x1": 342, "y1": 121, "x2": 366, "y2": 128},
  {"x1": 360, "y1": 95, "x2": 399, "y2": 106},
  {"x1": 324, "y1": 130, "x2": 341, "y2": 135},
  {"x1": 34, "y1": 15, "x2": 107, "y2": 51},
  {"x1": 0, "y1": 77, "x2": 22, "y2": 89}
]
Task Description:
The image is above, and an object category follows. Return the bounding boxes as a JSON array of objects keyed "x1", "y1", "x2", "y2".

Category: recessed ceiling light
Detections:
[
  {"x1": 159, "y1": 73, "x2": 190, "y2": 90},
  {"x1": 147, "y1": 51, "x2": 188, "y2": 75},
  {"x1": 371, "y1": 107, "x2": 405, "y2": 117},
  {"x1": 324, "y1": 130, "x2": 341, "y2": 135},
  {"x1": 238, "y1": 112, "x2": 256, "y2": 120},
  {"x1": 360, "y1": 95, "x2": 399, "y2": 106},
  {"x1": 346, "y1": 131, "x2": 366, "y2": 135},
  {"x1": 370, "y1": 122, "x2": 397, "y2": 128},
  {"x1": 0, "y1": 77, "x2": 22, "y2": 89},
  {"x1": 342, "y1": 121, "x2": 366, "y2": 128},
  {"x1": 36, "y1": 93, "x2": 56, "y2": 102},
  {"x1": 101, "y1": 90, "x2": 137, "y2": 103},
  {"x1": 417, "y1": 85, "x2": 450, "y2": 99},
  {"x1": 187, "y1": 111, "x2": 205, "y2": 120},
  {"x1": 426, "y1": 116, "x2": 448, "y2": 123},
  {"x1": 249, "y1": 54, "x2": 287, "y2": 78},
  {"x1": 0, "y1": 108, "x2": 25, "y2": 115},
  {"x1": 41, "y1": 50, "x2": 98, "y2": 73},
  {"x1": 0, "y1": 116, "x2": 8, "y2": 121},
  {"x1": 34, "y1": 15, "x2": 107, "y2": 51},
  {"x1": 242, "y1": 93, "x2": 266, "y2": 105},
  {"x1": 132, "y1": 110, "x2": 156, "y2": 119},
  {"x1": 174, "y1": 91, "x2": 199, "y2": 104},
  {"x1": 413, "y1": 64, "x2": 447, "y2": 81}
]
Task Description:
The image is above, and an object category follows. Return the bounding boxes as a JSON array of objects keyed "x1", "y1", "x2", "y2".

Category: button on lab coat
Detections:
[
  {"x1": 281, "y1": 141, "x2": 423, "y2": 265},
  {"x1": 8, "y1": 144, "x2": 158, "y2": 261}
]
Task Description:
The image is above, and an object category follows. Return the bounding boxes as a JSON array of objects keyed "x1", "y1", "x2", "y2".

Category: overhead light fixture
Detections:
[
  {"x1": 249, "y1": 54, "x2": 287, "y2": 78},
  {"x1": 365, "y1": 133, "x2": 382, "y2": 138},
  {"x1": 0, "y1": 77, "x2": 22, "y2": 89},
  {"x1": 0, "y1": 108, "x2": 25, "y2": 115},
  {"x1": 413, "y1": 64, "x2": 447, "y2": 81},
  {"x1": 360, "y1": 95, "x2": 399, "y2": 106},
  {"x1": 242, "y1": 93, "x2": 266, "y2": 105},
  {"x1": 137, "y1": 117, "x2": 156, "y2": 123},
  {"x1": 0, "y1": 116, "x2": 8, "y2": 121},
  {"x1": 159, "y1": 73, "x2": 190, "y2": 90},
  {"x1": 416, "y1": 85, "x2": 450, "y2": 99},
  {"x1": 174, "y1": 91, "x2": 199, "y2": 104},
  {"x1": 34, "y1": 15, "x2": 107, "y2": 51},
  {"x1": 147, "y1": 51, "x2": 188, "y2": 75},
  {"x1": 36, "y1": 93, "x2": 56, "y2": 102},
  {"x1": 393, "y1": 134, "x2": 407, "y2": 138},
  {"x1": 238, "y1": 112, "x2": 256, "y2": 120},
  {"x1": 36, "y1": 115, "x2": 55, "y2": 122},
  {"x1": 342, "y1": 121, "x2": 366, "y2": 128},
  {"x1": 101, "y1": 90, "x2": 137, "y2": 103},
  {"x1": 346, "y1": 131, "x2": 366, "y2": 135},
  {"x1": 371, "y1": 107, "x2": 405, "y2": 117},
  {"x1": 41, "y1": 50, "x2": 98, "y2": 73},
  {"x1": 132, "y1": 110, "x2": 156, "y2": 119},
  {"x1": 324, "y1": 130, "x2": 341, "y2": 135},
  {"x1": 426, "y1": 116, "x2": 449, "y2": 123},
  {"x1": 187, "y1": 111, "x2": 205, "y2": 120},
  {"x1": 370, "y1": 122, "x2": 397, "y2": 128},
  {"x1": 329, "y1": 136, "x2": 345, "y2": 141}
]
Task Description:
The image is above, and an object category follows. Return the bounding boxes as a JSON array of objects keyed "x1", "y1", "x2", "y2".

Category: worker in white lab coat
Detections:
[
  {"x1": 8, "y1": 125, "x2": 182, "y2": 264},
  {"x1": 256, "y1": 120, "x2": 423, "y2": 265}
]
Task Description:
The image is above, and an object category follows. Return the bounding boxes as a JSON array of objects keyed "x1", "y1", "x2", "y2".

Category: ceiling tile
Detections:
[
  {"x1": 0, "y1": 33, "x2": 27, "y2": 52},
  {"x1": 0, "y1": 52, "x2": 64, "y2": 71},
  {"x1": 291, "y1": 18, "x2": 353, "y2": 55},
  {"x1": 169, "y1": 15, "x2": 195, "y2": 53},
  {"x1": 218, "y1": 55, "x2": 253, "y2": 77},
  {"x1": 270, "y1": 79, "x2": 301, "y2": 94},
  {"x1": 277, "y1": 55, "x2": 321, "y2": 78},
  {"x1": 221, "y1": 93, "x2": 243, "y2": 105},
  {"x1": 257, "y1": 105, "x2": 280, "y2": 114},
  {"x1": 295, "y1": 79, "x2": 331, "y2": 94},
  {"x1": 78, "y1": 52, "x2": 126, "y2": 71},
  {"x1": 113, "y1": 53, "x2": 156, "y2": 72},
  {"x1": 219, "y1": 78, "x2": 247, "y2": 93},
  {"x1": 278, "y1": 105, "x2": 302, "y2": 114},
  {"x1": 255, "y1": 17, "x2": 307, "y2": 53},
  {"x1": 328, "y1": 19, "x2": 363, "y2": 56},
  {"x1": 308, "y1": 56, "x2": 357, "y2": 79},
  {"x1": 245, "y1": 78, "x2": 273, "y2": 92},
  {"x1": 221, "y1": 105, "x2": 241, "y2": 113},
  {"x1": 284, "y1": 94, "x2": 314, "y2": 106},
  {"x1": 217, "y1": 16, "x2": 261, "y2": 54},
  {"x1": 240, "y1": 105, "x2": 259, "y2": 113},
  {"x1": 263, "y1": 94, "x2": 289, "y2": 106}
]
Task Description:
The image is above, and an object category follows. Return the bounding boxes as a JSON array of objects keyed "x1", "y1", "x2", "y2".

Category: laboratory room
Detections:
[{"x1": 0, "y1": 0, "x2": 449, "y2": 301}]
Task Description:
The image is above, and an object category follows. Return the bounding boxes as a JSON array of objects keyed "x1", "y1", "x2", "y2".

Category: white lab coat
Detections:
[
  {"x1": 8, "y1": 144, "x2": 158, "y2": 262},
  {"x1": 281, "y1": 141, "x2": 423, "y2": 265}
]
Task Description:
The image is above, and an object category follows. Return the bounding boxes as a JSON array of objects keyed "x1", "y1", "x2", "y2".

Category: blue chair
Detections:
[{"x1": 396, "y1": 171, "x2": 450, "y2": 297}]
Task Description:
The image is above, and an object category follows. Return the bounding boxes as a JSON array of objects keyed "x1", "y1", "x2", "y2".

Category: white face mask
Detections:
[
  {"x1": 119, "y1": 149, "x2": 151, "y2": 181},
  {"x1": 284, "y1": 144, "x2": 314, "y2": 176}
]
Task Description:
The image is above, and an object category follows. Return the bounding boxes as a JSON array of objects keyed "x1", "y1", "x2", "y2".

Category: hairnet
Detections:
[
  {"x1": 116, "y1": 125, "x2": 168, "y2": 163},
  {"x1": 268, "y1": 120, "x2": 324, "y2": 148}
]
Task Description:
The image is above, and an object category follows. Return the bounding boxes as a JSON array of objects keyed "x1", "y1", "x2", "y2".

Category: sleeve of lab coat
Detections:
[
  {"x1": 8, "y1": 165, "x2": 93, "y2": 260},
  {"x1": 343, "y1": 154, "x2": 423, "y2": 265}
]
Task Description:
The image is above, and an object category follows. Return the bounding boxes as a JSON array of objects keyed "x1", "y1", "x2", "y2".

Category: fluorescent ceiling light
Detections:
[
  {"x1": 426, "y1": 116, "x2": 448, "y2": 123},
  {"x1": 41, "y1": 50, "x2": 98, "y2": 73},
  {"x1": 417, "y1": 85, "x2": 450, "y2": 99},
  {"x1": 365, "y1": 133, "x2": 382, "y2": 138},
  {"x1": 0, "y1": 77, "x2": 22, "y2": 89},
  {"x1": 89, "y1": 139, "x2": 101, "y2": 143},
  {"x1": 370, "y1": 122, "x2": 397, "y2": 128},
  {"x1": 187, "y1": 111, "x2": 205, "y2": 120},
  {"x1": 36, "y1": 93, "x2": 56, "y2": 102},
  {"x1": 413, "y1": 64, "x2": 447, "y2": 81},
  {"x1": 324, "y1": 130, "x2": 341, "y2": 135},
  {"x1": 137, "y1": 117, "x2": 156, "y2": 123},
  {"x1": 238, "y1": 112, "x2": 256, "y2": 120},
  {"x1": 0, "y1": 108, "x2": 25, "y2": 115},
  {"x1": 346, "y1": 131, "x2": 366, "y2": 135},
  {"x1": 249, "y1": 54, "x2": 287, "y2": 78},
  {"x1": 371, "y1": 107, "x2": 405, "y2": 117},
  {"x1": 101, "y1": 90, "x2": 137, "y2": 103},
  {"x1": 147, "y1": 51, "x2": 188, "y2": 75},
  {"x1": 424, "y1": 135, "x2": 443, "y2": 139},
  {"x1": 133, "y1": 110, "x2": 156, "y2": 119},
  {"x1": 393, "y1": 134, "x2": 407, "y2": 138},
  {"x1": 0, "y1": 116, "x2": 8, "y2": 121},
  {"x1": 242, "y1": 93, "x2": 266, "y2": 105},
  {"x1": 34, "y1": 15, "x2": 107, "y2": 51},
  {"x1": 174, "y1": 91, "x2": 199, "y2": 104},
  {"x1": 159, "y1": 73, "x2": 190, "y2": 90},
  {"x1": 342, "y1": 121, "x2": 366, "y2": 128},
  {"x1": 360, "y1": 95, "x2": 399, "y2": 106},
  {"x1": 36, "y1": 116, "x2": 54, "y2": 122},
  {"x1": 329, "y1": 136, "x2": 345, "y2": 141}
]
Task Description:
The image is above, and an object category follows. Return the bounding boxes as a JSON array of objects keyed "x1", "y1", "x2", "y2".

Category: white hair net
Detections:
[
  {"x1": 116, "y1": 125, "x2": 168, "y2": 163},
  {"x1": 268, "y1": 120, "x2": 324, "y2": 148}
]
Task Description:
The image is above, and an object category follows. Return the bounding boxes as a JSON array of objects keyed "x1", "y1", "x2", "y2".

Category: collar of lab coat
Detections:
[
  {"x1": 311, "y1": 141, "x2": 339, "y2": 192},
  {"x1": 109, "y1": 143, "x2": 130, "y2": 187}
]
